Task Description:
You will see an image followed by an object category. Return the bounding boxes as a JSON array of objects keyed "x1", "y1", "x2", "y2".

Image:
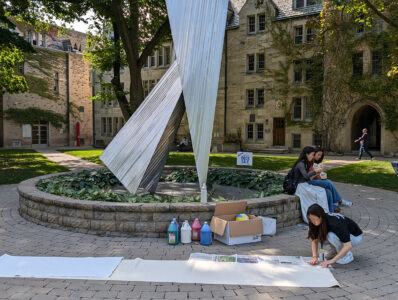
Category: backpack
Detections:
[{"x1": 283, "y1": 167, "x2": 298, "y2": 195}]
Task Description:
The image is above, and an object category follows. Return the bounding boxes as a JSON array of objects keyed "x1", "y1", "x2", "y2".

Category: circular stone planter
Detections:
[{"x1": 18, "y1": 168, "x2": 302, "y2": 237}]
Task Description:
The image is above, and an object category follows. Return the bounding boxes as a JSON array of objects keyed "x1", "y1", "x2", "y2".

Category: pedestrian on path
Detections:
[
  {"x1": 354, "y1": 128, "x2": 374, "y2": 160},
  {"x1": 307, "y1": 204, "x2": 363, "y2": 267}
]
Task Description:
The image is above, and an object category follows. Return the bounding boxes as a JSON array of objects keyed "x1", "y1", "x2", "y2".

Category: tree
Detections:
[
  {"x1": 2, "y1": 0, "x2": 170, "y2": 119},
  {"x1": 332, "y1": 0, "x2": 398, "y2": 77},
  {"x1": 0, "y1": 1, "x2": 34, "y2": 94}
]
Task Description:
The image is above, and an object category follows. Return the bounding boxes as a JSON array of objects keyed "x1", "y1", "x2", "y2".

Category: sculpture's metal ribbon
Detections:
[{"x1": 100, "y1": 0, "x2": 228, "y2": 203}]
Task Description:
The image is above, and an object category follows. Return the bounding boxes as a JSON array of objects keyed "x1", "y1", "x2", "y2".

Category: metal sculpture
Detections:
[{"x1": 100, "y1": 0, "x2": 228, "y2": 203}]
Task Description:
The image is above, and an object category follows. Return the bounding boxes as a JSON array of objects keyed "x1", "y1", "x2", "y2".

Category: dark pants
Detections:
[{"x1": 358, "y1": 145, "x2": 373, "y2": 159}]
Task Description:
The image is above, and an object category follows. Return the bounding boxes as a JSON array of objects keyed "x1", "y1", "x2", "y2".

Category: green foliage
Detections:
[
  {"x1": 166, "y1": 168, "x2": 284, "y2": 196},
  {"x1": 0, "y1": 44, "x2": 28, "y2": 94},
  {"x1": 5, "y1": 107, "x2": 66, "y2": 128},
  {"x1": 36, "y1": 168, "x2": 200, "y2": 203},
  {"x1": 36, "y1": 167, "x2": 284, "y2": 203},
  {"x1": 0, "y1": 149, "x2": 68, "y2": 185}
]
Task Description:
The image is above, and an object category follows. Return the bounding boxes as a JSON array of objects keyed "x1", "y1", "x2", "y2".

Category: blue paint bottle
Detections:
[
  {"x1": 168, "y1": 221, "x2": 179, "y2": 245},
  {"x1": 200, "y1": 221, "x2": 212, "y2": 246},
  {"x1": 172, "y1": 218, "x2": 180, "y2": 243}
]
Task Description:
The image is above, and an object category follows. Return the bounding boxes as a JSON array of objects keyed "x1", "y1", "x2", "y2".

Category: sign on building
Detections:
[{"x1": 237, "y1": 152, "x2": 253, "y2": 166}]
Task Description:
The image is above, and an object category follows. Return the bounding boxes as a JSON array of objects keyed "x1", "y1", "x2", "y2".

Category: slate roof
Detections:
[
  {"x1": 270, "y1": 0, "x2": 323, "y2": 21},
  {"x1": 227, "y1": 0, "x2": 246, "y2": 28},
  {"x1": 226, "y1": 0, "x2": 323, "y2": 29}
]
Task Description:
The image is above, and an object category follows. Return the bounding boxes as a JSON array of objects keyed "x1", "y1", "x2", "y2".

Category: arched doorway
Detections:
[{"x1": 351, "y1": 105, "x2": 381, "y2": 150}]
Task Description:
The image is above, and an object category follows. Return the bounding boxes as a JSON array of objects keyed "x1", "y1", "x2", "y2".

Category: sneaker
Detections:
[
  {"x1": 340, "y1": 199, "x2": 353, "y2": 207},
  {"x1": 336, "y1": 251, "x2": 354, "y2": 264}
]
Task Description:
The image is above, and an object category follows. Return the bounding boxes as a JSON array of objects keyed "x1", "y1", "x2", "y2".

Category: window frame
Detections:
[
  {"x1": 256, "y1": 123, "x2": 264, "y2": 140},
  {"x1": 247, "y1": 15, "x2": 256, "y2": 34},
  {"x1": 158, "y1": 48, "x2": 164, "y2": 67},
  {"x1": 353, "y1": 52, "x2": 363, "y2": 76},
  {"x1": 371, "y1": 51, "x2": 382, "y2": 76},
  {"x1": 292, "y1": 134, "x2": 301, "y2": 149},
  {"x1": 257, "y1": 53, "x2": 265, "y2": 72},
  {"x1": 246, "y1": 89, "x2": 255, "y2": 108},
  {"x1": 293, "y1": 97, "x2": 302, "y2": 120},
  {"x1": 293, "y1": 60, "x2": 303, "y2": 83},
  {"x1": 247, "y1": 123, "x2": 254, "y2": 140},
  {"x1": 258, "y1": 14, "x2": 266, "y2": 32},
  {"x1": 247, "y1": 54, "x2": 255, "y2": 73},
  {"x1": 294, "y1": 26, "x2": 303, "y2": 45}
]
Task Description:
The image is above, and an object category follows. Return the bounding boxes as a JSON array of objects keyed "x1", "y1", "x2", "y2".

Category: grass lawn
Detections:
[
  {"x1": 59, "y1": 150, "x2": 297, "y2": 171},
  {"x1": 328, "y1": 161, "x2": 398, "y2": 193},
  {"x1": 0, "y1": 149, "x2": 69, "y2": 185}
]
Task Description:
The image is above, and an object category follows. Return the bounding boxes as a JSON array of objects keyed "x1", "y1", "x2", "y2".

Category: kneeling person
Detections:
[{"x1": 307, "y1": 204, "x2": 363, "y2": 267}]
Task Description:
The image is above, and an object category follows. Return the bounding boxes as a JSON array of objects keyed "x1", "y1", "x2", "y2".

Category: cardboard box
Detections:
[{"x1": 210, "y1": 201, "x2": 263, "y2": 245}]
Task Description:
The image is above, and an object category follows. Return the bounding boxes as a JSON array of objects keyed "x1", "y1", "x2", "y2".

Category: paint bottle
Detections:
[
  {"x1": 191, "y1": 218, "x2": 202, "y2": 242},
  {"x1": 172, "y1": 218, "x2": 180, "y2": 243},
  {"x1": 167, "y1": 221, "x2": 179, "y2": 245},
  {"x1": 181, "y1": 220, "x2": 192, "y2": 244},
  {"x1": 200, "y1": 221, "x2": 212, "y2": 246}
]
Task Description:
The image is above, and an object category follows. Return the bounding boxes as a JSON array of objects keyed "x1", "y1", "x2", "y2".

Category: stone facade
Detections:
[
  {"x1": 1, "y1": 24, "x2": 93, "y2": 148},
  {"x1": 93, "y1": 0, "x2": 398, "y2": 155},
  {"x1": 18, "y1": 172, "x2": 302, "y2": 237}
]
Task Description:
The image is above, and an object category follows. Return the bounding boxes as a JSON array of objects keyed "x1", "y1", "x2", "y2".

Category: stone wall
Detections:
[{"x1": 18, "y1": 172, "x2": 302, "y2": 238}]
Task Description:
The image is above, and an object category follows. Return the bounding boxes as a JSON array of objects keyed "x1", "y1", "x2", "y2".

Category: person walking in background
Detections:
[{"x1": 354, "y1": 128, "x2": 374, "y2": 160}]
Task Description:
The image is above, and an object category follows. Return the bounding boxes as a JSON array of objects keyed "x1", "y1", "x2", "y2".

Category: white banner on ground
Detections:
[{"x1": 0, "y1": 254, "x2": 122, "y2": 278}]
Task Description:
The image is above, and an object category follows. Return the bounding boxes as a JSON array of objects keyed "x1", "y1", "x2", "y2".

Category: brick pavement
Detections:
[{"x1": 0, "y1": 182, "x2": 397, "y2": 299}]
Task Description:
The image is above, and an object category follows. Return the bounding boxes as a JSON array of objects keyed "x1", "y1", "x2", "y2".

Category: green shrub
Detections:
[{"x1": 37, "y1": 168, "x2": 284, "y2": 203}]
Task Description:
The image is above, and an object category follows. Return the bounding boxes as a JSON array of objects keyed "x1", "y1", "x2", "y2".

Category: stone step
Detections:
[{"x1": 255, "y1": 148, "x2": 289, "y2": 154}]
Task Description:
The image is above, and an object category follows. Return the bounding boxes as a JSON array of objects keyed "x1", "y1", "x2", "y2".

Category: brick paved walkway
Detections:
[{"x1": 0, "y1": 181, "x2": 397, "y2": 299}]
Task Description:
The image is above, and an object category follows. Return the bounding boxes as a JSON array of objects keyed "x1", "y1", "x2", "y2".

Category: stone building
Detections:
[
  {"x1": 94, "y1": 0, "x2": 398, "y2": 155},
  {"x1": 0, "y1": 23, "x2": 93, "y2": 148}
]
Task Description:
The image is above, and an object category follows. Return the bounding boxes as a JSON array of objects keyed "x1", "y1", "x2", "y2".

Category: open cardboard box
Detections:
[{"x1": 210, "y1": 201, "x2": 263, "y2": 245}]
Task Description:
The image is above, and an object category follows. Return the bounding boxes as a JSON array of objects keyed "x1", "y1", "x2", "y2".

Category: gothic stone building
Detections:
[
  {"x1": 94, "y1": 0, "x2": 398, "y2": 155},
  {"x1": 0, "y1": 24, "x2": 93, "y2": 148}
]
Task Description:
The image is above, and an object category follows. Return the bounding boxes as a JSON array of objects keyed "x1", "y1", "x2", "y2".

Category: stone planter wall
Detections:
[{"x1": 18, "y1": 172, "x2": 302, "y2": 238}]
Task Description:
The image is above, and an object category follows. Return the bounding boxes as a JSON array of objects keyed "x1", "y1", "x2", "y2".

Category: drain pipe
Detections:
[
  {"x1": 65, "y1": 52, "x2": 70, "y2": 146},
  {"x1": 91, "y1": 69, "x2": 96, "y2": 147},
  {"x1": 224, "y1": 29, "x2": 228, "y2": 137}
]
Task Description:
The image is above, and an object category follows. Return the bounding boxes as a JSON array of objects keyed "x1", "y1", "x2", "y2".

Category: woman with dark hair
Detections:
[
  {"x1": 307, "y1": 147, "x2": 352, "y2": 213},
  {"x1": 293, "y1": 146, "x2": 330, "y2": 223},
  {"x1": 307, "y1": 204, "x2": 363, "y2": 267}
]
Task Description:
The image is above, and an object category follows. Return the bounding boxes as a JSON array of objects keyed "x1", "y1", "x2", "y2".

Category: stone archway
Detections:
[{"x1": 351, "y1": 105, "x2": 381, "y2": 151}]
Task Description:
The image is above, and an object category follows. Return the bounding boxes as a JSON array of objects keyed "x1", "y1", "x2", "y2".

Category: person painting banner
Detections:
[{"x1": 306, "y1": 204, "x2": 363, "y2": 267}]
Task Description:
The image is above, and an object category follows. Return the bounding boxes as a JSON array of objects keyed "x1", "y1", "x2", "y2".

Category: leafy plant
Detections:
[{"x1": 37, "y1": 168, "x2": 284, "y2": 203}]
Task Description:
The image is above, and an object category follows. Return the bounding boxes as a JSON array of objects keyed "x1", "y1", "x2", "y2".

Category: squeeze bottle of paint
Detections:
[
  {"x1": 167, "y1": 221, "x2": 179, "y2": 245},
  {"x1": 181, "y1": 220, "x2": 192, "y2": 244},
  {"x1": 172, "y1": 218, "x2": 180, "y2": 243},
  {"x1": 200, "y1": 221, "x2": 212, "y2": 246},
  {"x1": 191, "y1": 218, "x2": 202, "y2": 242}
]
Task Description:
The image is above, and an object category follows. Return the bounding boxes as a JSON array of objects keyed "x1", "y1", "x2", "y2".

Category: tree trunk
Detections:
[{"x1": 111, "y1": 22, "x2": 132, "y2": 121}]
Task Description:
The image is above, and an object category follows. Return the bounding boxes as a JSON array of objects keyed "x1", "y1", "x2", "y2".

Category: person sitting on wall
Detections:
[
  {"x1": 177, "y1": 137, "x2": 189, "y2": 152},
  {"x1": 307, "y1": 147, "x2": 352, "y2": 213},
  {"x1": 307, "y1": 203, "x2": 363, "y2": 267}
]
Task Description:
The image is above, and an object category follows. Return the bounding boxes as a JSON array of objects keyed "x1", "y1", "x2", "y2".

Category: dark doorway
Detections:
[
  {"x1": 351, "y1": 105, "x2": 381, "y2": 150},
  {"x1": 273, "y1": 118, "x2": 285, "y2": 146}
]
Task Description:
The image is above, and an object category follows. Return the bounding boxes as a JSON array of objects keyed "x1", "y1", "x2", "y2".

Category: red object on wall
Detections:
[{"x1": 76, "y1": 121, "x2": 80, "y2": 147}]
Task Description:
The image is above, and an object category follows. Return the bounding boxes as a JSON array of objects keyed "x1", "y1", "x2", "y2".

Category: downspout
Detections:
[
  {"x1": 92, "y1": 69, "x2": 96, "y2": 147},
  {"x1": 66, "y1": 52, "x2": 70, "y2": 146},
  {"x1": 224, "y1": 29, "x2": 228, "y2": 137}
]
